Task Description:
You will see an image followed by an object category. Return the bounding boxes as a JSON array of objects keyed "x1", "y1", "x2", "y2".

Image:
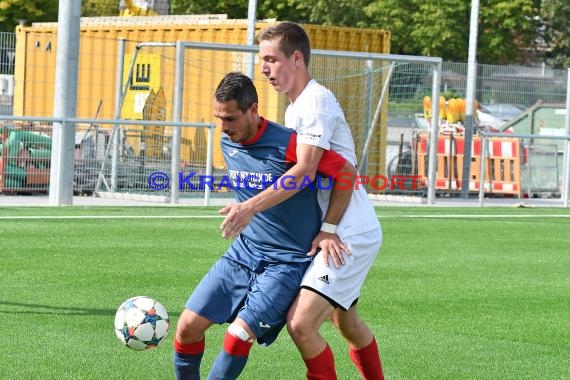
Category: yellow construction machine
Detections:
[{"x1": 119, "y1": 0, "x2": 169, "y2": 16}]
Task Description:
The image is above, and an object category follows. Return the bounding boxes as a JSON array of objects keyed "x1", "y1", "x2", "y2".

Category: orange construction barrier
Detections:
[
  {"x1": 414, "y1": 132, "x2": 521, "y2": 196},
  {"x1": 485, "y1": 138, "x2": 521, "y2": 196}
]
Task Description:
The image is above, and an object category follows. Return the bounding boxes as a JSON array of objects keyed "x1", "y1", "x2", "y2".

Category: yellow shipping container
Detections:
[{"x1": 14, "y1": 16, "x2": 390, "y2": 173}]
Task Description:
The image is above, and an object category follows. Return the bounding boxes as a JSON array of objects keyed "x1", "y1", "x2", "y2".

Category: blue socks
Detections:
[
  {"x1": 207, "y1": 332, "x2": 253, "y2": 380},
  {"x1": 173, "y1": 338, "x2": 205, "y2": 380}
]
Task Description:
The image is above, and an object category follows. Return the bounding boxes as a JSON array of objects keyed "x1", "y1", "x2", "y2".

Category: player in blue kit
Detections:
[
  {"x1": 173, "y1": 72, "x2": 356, "y2": 380},
  {"x1": 220, "y1": 22, "x2": 384, "y2": 380}
]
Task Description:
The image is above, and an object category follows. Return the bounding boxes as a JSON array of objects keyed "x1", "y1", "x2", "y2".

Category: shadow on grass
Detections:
[{"x1": 0, "y1": 300, "x2": 181, "y2": 318}]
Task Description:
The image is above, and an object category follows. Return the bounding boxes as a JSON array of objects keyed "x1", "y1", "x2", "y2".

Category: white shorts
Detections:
[{"x1": 300, "y1": 227, "x2": 382, "y2": 310}]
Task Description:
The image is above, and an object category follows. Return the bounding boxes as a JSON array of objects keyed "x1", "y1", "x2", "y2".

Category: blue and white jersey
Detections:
[{"x1": 221, "y1": 118, "x2": 346, "y2": 271}]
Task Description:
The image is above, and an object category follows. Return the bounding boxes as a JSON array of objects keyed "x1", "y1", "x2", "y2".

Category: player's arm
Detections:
[
  {"x1": 221, "y1": 142, "x2": 357, "y2": 266},
  {"x1": 309, "y1": 153, "x2": 356, "y2": 268},
  {"x1": 219, "y1": 142, "x2": 324, "y2": 238},
  {"x1": 220, "y1": 132, "x2": 357, "y2": 237}
]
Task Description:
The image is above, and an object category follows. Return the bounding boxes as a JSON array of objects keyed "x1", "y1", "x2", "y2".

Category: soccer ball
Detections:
[{"x1": 114, "y1": 296, "x2": 170, "y2": 351}]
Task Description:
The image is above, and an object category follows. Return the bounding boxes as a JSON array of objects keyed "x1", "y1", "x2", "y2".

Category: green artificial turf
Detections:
[{"x1": 0, "y1": 206, "x2": 568, "y2": 379}]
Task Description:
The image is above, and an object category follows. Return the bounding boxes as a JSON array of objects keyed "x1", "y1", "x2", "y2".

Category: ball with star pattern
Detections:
[{"x1": 114, "y1": 296, "x2": 170, "y2": 351}]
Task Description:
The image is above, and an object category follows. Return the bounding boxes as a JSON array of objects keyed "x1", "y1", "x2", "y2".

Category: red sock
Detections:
[
  {"x1": 303, "y1": 344, "x2": 337, "y2": 380},
  {"x1": 223, "y1": 332, "x2": 253, "y2": 356},
  {"x1": 173, "y1": 337, "x2": 205, "y2": 355},
  {"x1": 349, "y1": 337, "x2": 384, "y2": 380}
]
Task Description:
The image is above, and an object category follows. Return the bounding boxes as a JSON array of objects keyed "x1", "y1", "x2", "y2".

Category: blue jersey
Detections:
[
  {"x1": 221, "y1": 118, "x2": 345, "y2": 270},
  {"x1": 186, "y1": 117, "x2": 347, "y2": 347}
]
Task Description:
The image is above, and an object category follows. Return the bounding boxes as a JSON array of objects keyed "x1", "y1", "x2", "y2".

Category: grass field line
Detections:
[
  {"x1": 0, "y1": 215, "x2": 225, "y2": 219},
  {"x1": 1, "y1": 214, "x2": 570, "y2": 220},
  {"x1": 383, "y1": 214, "x2": 570, "y2": 218}
]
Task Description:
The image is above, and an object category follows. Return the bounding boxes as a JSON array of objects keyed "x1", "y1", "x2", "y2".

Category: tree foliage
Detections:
[
  {"x1": 540, "y1": 0, "x2": 570, "y2": 68},
  {"x1": 82, "y1": 0, "x2": 119, "y2": 17},
  {"x1": 170, "y1": 0, "x2": 246, "y2": 18},
  {"x1": 365, "y1": 0, "x2": 537, "y2": 64},
  {"x1": 0, "y1": 0, "x2": 59, "y2": 32},
  {"x1": 288, "y1": 0, "x2": 372, "y2": 27},
  {"x1": 478, "y1": 0, "x2": 537, "y2": 64},
  {"x1": 170, "y1": 0, "x2": 309, "y2": 22},
  {"x1": 1, "y1": 0, "x2": 567, "y2": 66},
  {"x1": 0, "y1": 0, "x2": 118, "y2": 31}
]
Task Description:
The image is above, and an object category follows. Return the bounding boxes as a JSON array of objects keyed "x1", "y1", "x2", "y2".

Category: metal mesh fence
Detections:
[
  {"x1": 0, "y1": 32, "x2": 15, "y2": 76},
  {"x1": 0, "y1": 28, "x2": 568, "y2": 202},
  {"x1": 91, "y1": 42, "x2": 429, "y2": 198},
  {"x1": 523, "y1": 143, "x2": 561, "y2": 196},
  {"x1": 443, "y1": 62, "x2": 567, "y2": 106},
  {"x1": 0, "y1": 123, "x2": 52, "y2": 193},
  {"x1": 385, "y1": 63, "x2": 568, "y2": 198},
  {"x1": 0, "y1": 32, "x2": 15, "y2": 117}
]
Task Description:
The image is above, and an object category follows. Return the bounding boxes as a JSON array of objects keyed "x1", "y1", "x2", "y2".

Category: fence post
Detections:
[
  {"x1": 111, "y1": 39, "x2": 126, "y2": 192},
  {"x1": 204, "y1": 126, "x2": 214, "y2": 206},
  {"x1": 361, "y1": 59, "x2": 374, "y2": 176},
  {"x1": 563, "y1": 68, "x2": 570, "y2": 208},
  {"x1": 170, "y1": 41, "x2": 184, "y2": 204},
  {"x1": 427, "y1": 62, "x2": 441, "y2": 204},
  {"x1": 48, "y1": 0, "x2": 81, "y2": 206},
  {"x1": 360, "y1": 63, "x2": 393, "y2": 171},
  {"x1": 461, "y1": 0, "x2": 480, "y2": 199},
  {"x1": 478, "y1": 134, "x2": 487, "y2": 206}
]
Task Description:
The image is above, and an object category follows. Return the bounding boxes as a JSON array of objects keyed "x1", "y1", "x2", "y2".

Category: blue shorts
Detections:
[{"x1": 186, "y1": 256, "x2": 310, "y2": 346}]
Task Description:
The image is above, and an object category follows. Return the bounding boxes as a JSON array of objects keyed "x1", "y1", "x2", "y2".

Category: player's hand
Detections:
[
  {"x1": 218, "y1": 202, "x2": 255, "y2": 239},
  {"x1": 308, "y1": 231, "x2": 351, "y2": 268}
]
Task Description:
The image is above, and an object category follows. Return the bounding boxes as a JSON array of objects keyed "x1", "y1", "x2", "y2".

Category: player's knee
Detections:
[
  {"x1": 175, "y1": 309, "x2": 206, "y2": 343},
  {"x1": 175, "y1": 323, "x2": 198, "y2": 343},
  {"x1": 286, "y1": 314, "x2": 315, "y2": 341},
  {"x1": 227, "y1": 323, "x2": 254, "y2": 342},
  {"x1": 329, "y1": 311, "x2": 344, "y2": 329},
  {"x1": 222, "y1": 323, "x2": 254, "y2": 357},
  {"x1": 330, "y1": 309, "x2": 358, "y2": 330},
  {"x1": 331, "y1": 316, "x2": 357, "y2": 335},
  {"x1": 331, "y1": 311, "x2": 372, "y2": 343},
  {"x1": 228, "y1": 323, "x2": 253, "y2": 342}
]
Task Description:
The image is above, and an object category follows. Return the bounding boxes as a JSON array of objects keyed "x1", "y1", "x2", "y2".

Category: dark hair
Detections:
[
  {"x1": 256, "y1": 21, "x2": 311, "y2": 67},
  {"x1": 214, "y1": 72, "x2": 258, "y2": 113}
]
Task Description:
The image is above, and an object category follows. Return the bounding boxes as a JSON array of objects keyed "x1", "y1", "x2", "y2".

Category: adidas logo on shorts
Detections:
[{"x1": 317, "y1": 275, "x2": 330, "y2": 284}]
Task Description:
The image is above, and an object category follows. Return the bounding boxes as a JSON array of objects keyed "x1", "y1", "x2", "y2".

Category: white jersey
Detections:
[{"x1": 285, "y1": 79, "x2": 380, "y2": 238}]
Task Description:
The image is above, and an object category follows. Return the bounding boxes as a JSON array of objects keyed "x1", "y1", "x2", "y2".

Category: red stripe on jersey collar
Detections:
[{"x1": 242, "y1": 117, "x2": 268, "y2": 146}]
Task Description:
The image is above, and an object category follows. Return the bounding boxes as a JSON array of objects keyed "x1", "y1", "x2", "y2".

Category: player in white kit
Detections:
[{"x1": 220, "y1": 22, "x2": 385, "y2": 379}]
